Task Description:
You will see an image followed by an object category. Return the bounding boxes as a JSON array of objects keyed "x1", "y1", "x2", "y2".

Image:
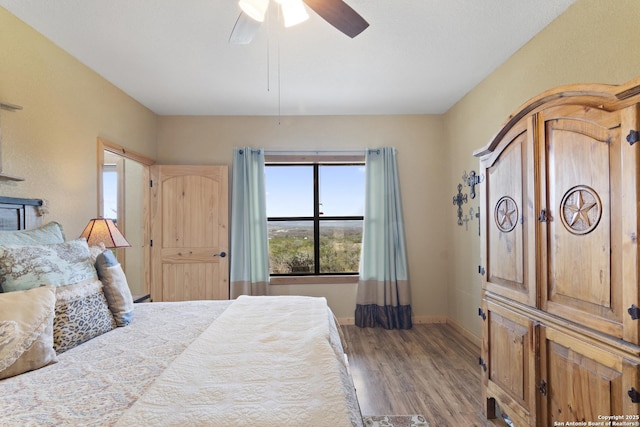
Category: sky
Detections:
[
  {"x1": 103, "y1": 170, "x2": 118, "y2": 219},
  {"x1": 265, "y1": 164, "x2": 365, "y2": 217}
]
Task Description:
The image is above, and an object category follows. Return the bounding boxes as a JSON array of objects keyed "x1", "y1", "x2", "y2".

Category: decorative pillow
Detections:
[
  {"x1": 0, "y1": 286, "x2": 57, "y2": 380},
  {"x1": 53, "y1": 280, "x2": 116, "y2": 354},
  {"x1": 95, "y1": 250, "x2": 134, "y2": 327},
  {"x1": 88, "y1": 243, "x2": 107, "y2": 263},
  {"x1": 0, "y1": 221, "x2": 65, "y2": 246},
  {"x1": 0, "y1": 238, "x2": 97, "y2": 293}
]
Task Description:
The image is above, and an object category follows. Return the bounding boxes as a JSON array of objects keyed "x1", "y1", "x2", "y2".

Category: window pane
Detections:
[
  {"x1": 319, "y1": 165, "x2": 365, "y2": 216},
  {"x1": 265, "y1": 165, "x2": 313, "y2": 217},
  {"x1": 268, "y1": 220, "x2": 315, "y2": 274},
  {"x1": 102, "y1": 168, "x2": 118, "y2": 221},
  {"x1": 319, "y1": 220, "x2": 362, "y2": 273}
]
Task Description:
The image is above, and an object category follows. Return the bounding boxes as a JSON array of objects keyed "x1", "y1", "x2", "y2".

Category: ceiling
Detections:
[{"x1": 0, "y1": 0, "x2": 576, "y2": 116}]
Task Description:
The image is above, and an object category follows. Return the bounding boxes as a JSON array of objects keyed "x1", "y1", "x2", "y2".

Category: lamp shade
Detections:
[
  {"x1": 277, "y1": 0, "x2": 309, "y2": 27},
  {"x1": 80, "y1": 218, "x2": 131, "y2": 248}
]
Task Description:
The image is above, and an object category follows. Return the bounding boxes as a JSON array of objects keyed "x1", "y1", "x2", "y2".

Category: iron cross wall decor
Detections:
[
  {"x1": 453, "y1": 183, "x2": 468, "y2": 226},
  {"x1": 462, "y1": 170, "x2": 484, "y2": 199},
  {"x1": 453, "y1": 170, "x2": 484, "y2": 233},
  {"x1": 469, "y1": 206, "x2": 481, "y2": 235}
]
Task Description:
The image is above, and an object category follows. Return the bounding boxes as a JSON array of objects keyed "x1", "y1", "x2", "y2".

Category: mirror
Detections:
[{"x1": 97, "y1": 138, "x2": 154, "y2": 297}]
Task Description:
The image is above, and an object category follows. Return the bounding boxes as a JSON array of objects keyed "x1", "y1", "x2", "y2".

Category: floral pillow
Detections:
[
  {"x1": 0, "y1": 239, "x2": 97, "y2": 293},
  {"x1": 0, "y1": 286, "x2": 58, "y2": 380}
]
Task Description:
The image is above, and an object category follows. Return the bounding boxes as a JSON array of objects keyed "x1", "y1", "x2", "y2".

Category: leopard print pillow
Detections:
[{"x1": 53, "y1": 280, "x2": 116, "y2": 354}]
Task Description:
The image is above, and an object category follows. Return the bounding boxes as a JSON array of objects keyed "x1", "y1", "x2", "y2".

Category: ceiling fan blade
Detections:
[
  {"x1": 303, "y1": 0, "x2": 369, "y2": 38},
  {"x1": 229, "y1": 12, "x2": 261, "y2": 44}
]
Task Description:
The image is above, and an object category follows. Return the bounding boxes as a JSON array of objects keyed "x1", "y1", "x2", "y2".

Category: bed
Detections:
[{"x1": 0, "y1": 196, "x2": 363, "y2": 427}]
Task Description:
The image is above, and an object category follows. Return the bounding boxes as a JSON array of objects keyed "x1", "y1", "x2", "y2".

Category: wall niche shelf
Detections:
[{"x1": 0, "y1": 173, "x2": 25, "y2": 182}]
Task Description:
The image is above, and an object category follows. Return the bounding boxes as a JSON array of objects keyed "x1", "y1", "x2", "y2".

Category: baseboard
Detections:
[
  {"x1": 446, "y1": 318, "x2": 481, "y2": 348},
  {"x1": 337, "y1": 315, "x2": 482, "y2": 348},
  {"x1": 337, "y1": 317, "x2": 355, "y2": 325},
  {"x1": 412, "y1": 315, "x2": 448, "y2": 324},
  {"x1": 338, "y1": 315, "x2": 448, "y2": 326}
]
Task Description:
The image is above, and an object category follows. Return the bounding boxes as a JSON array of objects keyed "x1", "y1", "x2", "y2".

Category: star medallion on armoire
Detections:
[
  {"x1": 560, "y1": 185, "x2": 602, "y2": 235},
  {"x1": 494, "y1": 196, "x2": 518, "y2": 233}
]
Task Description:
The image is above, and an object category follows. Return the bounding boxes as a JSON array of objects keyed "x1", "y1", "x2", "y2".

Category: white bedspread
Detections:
[{"x1": 116, "y1": 295, "x2": 355, "y2": 427}]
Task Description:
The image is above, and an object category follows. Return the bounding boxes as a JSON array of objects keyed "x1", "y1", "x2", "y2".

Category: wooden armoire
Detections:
[{"x1": 474, "y1": 78, "x2": 640, "y2": 426}]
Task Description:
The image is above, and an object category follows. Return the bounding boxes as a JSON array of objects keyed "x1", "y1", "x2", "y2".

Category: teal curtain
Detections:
[
  {"x1": 230, "y1": 147, "x2": 269, "y2": 298},
  {"x1": 355, "y1": 147, "x2": 412, "y2": 329}
]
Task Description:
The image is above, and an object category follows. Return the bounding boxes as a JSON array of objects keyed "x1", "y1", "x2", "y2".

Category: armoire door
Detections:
[
  {"x1": 481, "y1": 299, "x2": 537, "y2": 426},
  {"x1": 537, "y1": 105, "x2": 627, "y2": 340},
  {"x1": 539, "y1": 326, "x2": 639, "y2": 426},
  {"x1": 150, "y1": 165, "x2": 229, "y2": 301},
  {"x1": 480, "y1": 119, "x2": 536, "y2": 306}
]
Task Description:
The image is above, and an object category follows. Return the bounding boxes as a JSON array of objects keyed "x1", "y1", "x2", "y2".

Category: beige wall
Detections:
[
  {"x1": 0, "y1": 7, "x2": 157, "y2": 237},
  {"x1": 444, "y1": 0, "x2": 640, "y2": 339},
  {"x1": 4, "y1": 0, "x2": 639, "y2": 331},
  {"x1": 157, "y1": 115, "x2": 450, "y2": 320}
]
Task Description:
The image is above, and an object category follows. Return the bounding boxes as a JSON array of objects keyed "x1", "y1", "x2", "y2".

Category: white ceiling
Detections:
[{"x1": 0, "y1": 0, "x2": 576, "y2": 116}]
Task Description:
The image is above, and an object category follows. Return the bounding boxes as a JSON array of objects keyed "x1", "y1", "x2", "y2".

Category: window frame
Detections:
[{"x1": 265, "y1": 154, "x2": 364, "y2": 284}]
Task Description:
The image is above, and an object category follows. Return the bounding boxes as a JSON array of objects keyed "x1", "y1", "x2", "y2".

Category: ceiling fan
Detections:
[{"x1": 230, "y1": 0, "x2": 369, "y2": 44}]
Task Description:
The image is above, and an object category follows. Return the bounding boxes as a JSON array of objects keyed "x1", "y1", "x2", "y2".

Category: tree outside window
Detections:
[{"x1": 265, "y1": 163, "x2": 365, "y2": 275}]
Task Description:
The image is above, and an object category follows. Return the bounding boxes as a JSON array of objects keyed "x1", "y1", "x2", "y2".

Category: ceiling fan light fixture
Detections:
[
  {"x1": 276, "y1": 0, "x2": 309, "y2": 27},
  {"x1": 239, "y1": 0, "x2": 269, "y2": 22}
]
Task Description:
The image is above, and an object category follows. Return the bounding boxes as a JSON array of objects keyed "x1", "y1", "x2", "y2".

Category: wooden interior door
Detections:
[
  {"x1": 150, "y1": 165, "x2": 229, "y2": 301},
  {"x1": 481, "y1": 119, "x2": 536, "y2": 306},
  {"x1": 539, "y1": 326, "x2": 638, "y2": 426},
  {"x1": 538, "y1": 105, "x2": 624, "y2": 339}
]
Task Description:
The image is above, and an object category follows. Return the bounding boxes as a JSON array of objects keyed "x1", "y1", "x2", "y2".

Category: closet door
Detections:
[
  {"x1": 480, "y1": 119, "x2": 536, "y2": 306},
  {"x1": 538, "y1": 105, "x2": 626, "y2": 339},
  {"x1": 150, "y1": 165, "x2": 229, "y2": 301}
]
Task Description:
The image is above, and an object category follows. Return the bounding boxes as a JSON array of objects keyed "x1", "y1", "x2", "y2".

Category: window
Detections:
[
  {"x1": 102, "y1": 163, "x2": 118, "y2": 222},
  {"x1": 265, "y1": 162, "x2": 365, "y2": 276}
]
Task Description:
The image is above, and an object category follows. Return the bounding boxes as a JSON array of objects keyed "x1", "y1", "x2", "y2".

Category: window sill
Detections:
[{"x1": 269, "y1": 275, "x2": 359, "y2": 285}]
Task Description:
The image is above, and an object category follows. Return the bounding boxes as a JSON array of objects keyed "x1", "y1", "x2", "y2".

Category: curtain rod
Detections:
[{"x1": 263, "y1": 149, "x2": 373, "y2": 156}]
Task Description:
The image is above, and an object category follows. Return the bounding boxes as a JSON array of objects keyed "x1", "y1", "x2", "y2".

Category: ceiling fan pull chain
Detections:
[{"x1": 266, "y1": 7, "x2": 270, "y2": 93}]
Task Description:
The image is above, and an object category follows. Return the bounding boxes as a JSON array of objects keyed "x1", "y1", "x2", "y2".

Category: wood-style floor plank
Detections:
[{"x1": 342, "y1": 323, "x2": 508, "y2": 427}]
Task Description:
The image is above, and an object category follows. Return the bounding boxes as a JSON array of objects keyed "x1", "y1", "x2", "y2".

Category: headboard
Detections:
[{"x1": 0, "y1": 196, "x2": 44, "y2": 231}]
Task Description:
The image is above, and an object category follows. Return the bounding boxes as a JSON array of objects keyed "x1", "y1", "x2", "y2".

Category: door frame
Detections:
[{"x1": 97, "y1": 137, "x2": 155, "y2": 295}]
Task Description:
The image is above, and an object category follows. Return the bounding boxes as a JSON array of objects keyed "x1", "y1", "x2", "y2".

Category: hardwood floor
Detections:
[{"x1": 342, "y1": 323, "x2": 508, "y2": 427}]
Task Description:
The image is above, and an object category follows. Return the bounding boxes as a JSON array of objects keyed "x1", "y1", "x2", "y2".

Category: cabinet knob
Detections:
[
  {"x1": 539, "y1": 380, "x2": 547, "y2": 396},
  {"x1": 214, "y1": 251, "x2": 227, "y2": 258},
  {"x1": 478, "y1": 357, "x2": 487, "y2": 372},
  {"x1": 538, "y1": 209, "x2": 549, "y2": 222}
]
